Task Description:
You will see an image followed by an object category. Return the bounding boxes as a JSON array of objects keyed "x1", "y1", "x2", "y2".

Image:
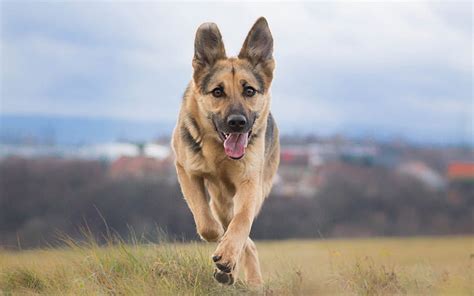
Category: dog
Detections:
[{"x1": 172, "y1": 17, "x2": 279, "y2": 286}]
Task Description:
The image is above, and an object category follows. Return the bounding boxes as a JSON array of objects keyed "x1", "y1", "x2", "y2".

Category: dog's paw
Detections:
[
  {"x1": 213, "y1": 269, "x2": 234, "y2": 285},
  {"x1": 211, "y1": 239, "x2": 240, "y2": 275}
]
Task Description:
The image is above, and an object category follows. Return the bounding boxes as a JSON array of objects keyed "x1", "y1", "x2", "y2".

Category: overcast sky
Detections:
[{"x1": 1, "y1": 1, "x2": 472, "y2": 144}]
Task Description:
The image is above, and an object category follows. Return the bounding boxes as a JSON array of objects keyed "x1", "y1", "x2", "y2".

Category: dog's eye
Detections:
[
  {"x1": 212, "y1": 87, "x2": 224, "y2": 98},
  {"x1": 244, "y1": 86, "x2": 256, "y2": 97}
]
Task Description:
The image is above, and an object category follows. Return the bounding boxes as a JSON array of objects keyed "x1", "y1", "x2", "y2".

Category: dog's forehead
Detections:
[{"x1": 208, "y1": 59, "x2": 260, "y2": 87}]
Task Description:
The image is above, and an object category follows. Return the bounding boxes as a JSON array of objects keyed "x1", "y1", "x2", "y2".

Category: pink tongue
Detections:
[{"x1": 224, "y1": 133, "x2": 248, "y2": 159}]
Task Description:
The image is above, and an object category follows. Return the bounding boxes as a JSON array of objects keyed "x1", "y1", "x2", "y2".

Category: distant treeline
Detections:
[{"x1": 0, "y1": 158, "x2": 472, "y2": 248}]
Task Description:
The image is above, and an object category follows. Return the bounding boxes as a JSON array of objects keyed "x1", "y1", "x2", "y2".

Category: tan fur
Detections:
[{"x1": 172, "y1": 17, "x2": 279, "y2": 286}]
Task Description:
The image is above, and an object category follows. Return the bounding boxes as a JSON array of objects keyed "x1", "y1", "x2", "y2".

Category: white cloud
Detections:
[{"x1": 0, "y1": 1, "x2": 471, "y2": 142}]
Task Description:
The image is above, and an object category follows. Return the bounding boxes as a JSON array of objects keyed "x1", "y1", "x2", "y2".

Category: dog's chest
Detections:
[
  {"x1": 189, "y1": 153, "x2": 244, "y2": 177},
  {"x1": 187, "y1": 150, "x2": 250, "y2": 183}
]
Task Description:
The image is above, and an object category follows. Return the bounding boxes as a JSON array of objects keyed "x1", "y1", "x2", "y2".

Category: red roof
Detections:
[{"x1": 447, "y1": 162, "x2": 474, "y2": 180}]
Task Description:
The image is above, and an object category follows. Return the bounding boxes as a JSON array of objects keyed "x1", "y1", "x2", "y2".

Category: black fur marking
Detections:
[
  {"x1": 182, "y1": 84, "x2": 191, "y2": 102},
  {"x1": 249, "y1": 132, "x2": 258, "y2": 146},
  {"x1": 247, "y1": 112, "x2": 260, "y2": 147},
  {"x1": 250, "y1": 67, "x2": 266, "y2": 93},
  {"x1": 265, "y1": 113, "x2": 274, "y2": 154},
  {"x1": 200, "y1": 65, "x2": 224, "y2": 94},
  {"x1": 181, "y1": 125, "x2": 201, "y2": 153},
  {"x1": 201, "y1": 70, "x2": 214, "y2": 94},
  {"x1": 188, "y1": 116, "x2": 201, "y2": 136}
]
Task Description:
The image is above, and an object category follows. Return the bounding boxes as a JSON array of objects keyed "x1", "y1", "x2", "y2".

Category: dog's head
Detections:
[{"x1": 191, "y1": 17, "x2": 275, "y2": 160}]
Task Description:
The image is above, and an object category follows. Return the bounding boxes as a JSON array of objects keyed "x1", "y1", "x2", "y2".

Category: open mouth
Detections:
[{"x1": 218, "y1": 131, "x2": 252, "y2": 160}]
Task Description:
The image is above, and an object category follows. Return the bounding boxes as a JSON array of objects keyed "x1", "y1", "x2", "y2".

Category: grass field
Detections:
[{"x1": 0, "y1": 235, "x2": 472, "y2": 295}]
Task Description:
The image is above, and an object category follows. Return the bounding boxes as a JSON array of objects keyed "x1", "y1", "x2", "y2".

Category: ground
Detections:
[{"x1": 0, "y1": 236, "x2": 472, "y2": 295}]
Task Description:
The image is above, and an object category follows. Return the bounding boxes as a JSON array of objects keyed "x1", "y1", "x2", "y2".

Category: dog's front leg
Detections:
[
  {"x1": 176, "y1": 163, "x2": 224, "y2": 242},
  {"x1": 212, "y1": 179, "x2": 259, "y2": 284}
]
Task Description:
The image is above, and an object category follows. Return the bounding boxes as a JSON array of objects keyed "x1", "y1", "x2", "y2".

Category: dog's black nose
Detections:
[{"x1": 227, "y1": 114, "x2": 247, "y2": 130}]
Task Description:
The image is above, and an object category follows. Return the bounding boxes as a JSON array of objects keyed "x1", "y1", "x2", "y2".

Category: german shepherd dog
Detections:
[{"x1": 172, "y1": 17, "x2": 279, "y2": 286}]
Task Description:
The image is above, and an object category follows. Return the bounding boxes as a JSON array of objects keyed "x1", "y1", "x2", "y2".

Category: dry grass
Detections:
[{"x1": 0, "y1": 235, "x2": 472, "y2": 295}]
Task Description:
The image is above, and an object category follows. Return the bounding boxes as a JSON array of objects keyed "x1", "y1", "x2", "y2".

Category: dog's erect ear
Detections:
[
  {"x1": 238, "y1": 17, "x2": 273, "y2": 66},
  {"x1": 193, "y1": 22, "x2": 226, "y2": 72}
]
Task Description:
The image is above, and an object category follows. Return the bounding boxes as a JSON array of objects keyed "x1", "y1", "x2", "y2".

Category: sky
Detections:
[{"x1": 1, "y1": 1, "x2": 472, "y2": 144}]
